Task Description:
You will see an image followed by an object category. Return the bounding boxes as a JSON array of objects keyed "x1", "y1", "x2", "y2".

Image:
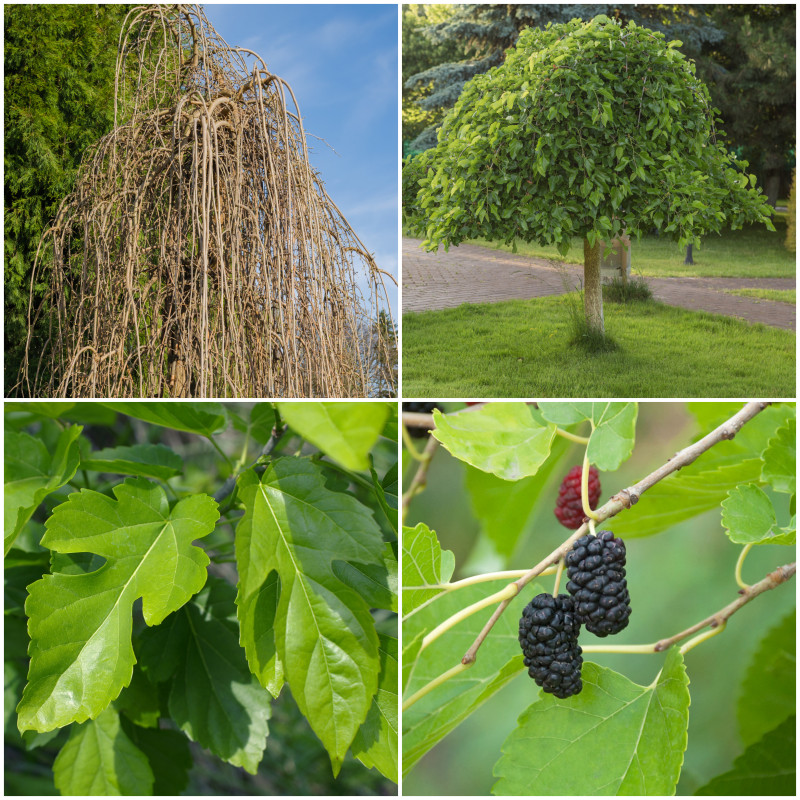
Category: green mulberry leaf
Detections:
[
  {"x1": 737, "y1": 609, "x2": 795, "y2": 747},
  {"x1": 235, "y1": 457, "x2": 384, "y2": 775},
  {"x1": 351, "y1": 632, "x2": 399, "y2": 783},
  {"x1": 122, "y1": 721, "x2": 193, "y2": 796},
  {"x1": 102, "y1": 402, "x2": 227, "y2": 436},
  {"x1": 277, "y1": 401, "x2": 390, "y2": 471},
  {"x1": 761, "y1": 418, "x2": 796, "y2": 495},
  {"x1": 17, "y1": 478, "x2": 218, "y2": 733},
  {"x1": 538, "y1": 402, "x2": 637, "y2": 470},
  {"x1": 432, "y1": 404, "x2": 557, "y2": 480},
  {"x1": 401, "y1": 523, "x2": 455, "y2": 616},
  {"x1": 721, "y1": 484, "x2": 795, "y2": 545},
  {"x1": 52, "y1": 706, "x2": 154, "y2": 796},
  {"x1": 695, "y1": 716, "x2": 795, "y2": 795},
  {"x1": 81, "y1": 444, "x2": 183, "y2": 481},
  {"x1": 138, "y1": 578, "x2": 272, "y2": 774},
  {"x1": 4, "y1": 425, "x2": 82, "y2": 555},
  {"x1": 493, "y1": 648, "x2": 690, "y2": 795}
]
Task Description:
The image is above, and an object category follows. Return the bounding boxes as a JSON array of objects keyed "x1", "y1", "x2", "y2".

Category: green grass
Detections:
[
  {"x1": 723, "y1": 288, "x2": 796, "y2": 304},
  {"x1": 402, "y1": 295, "x2": 795, "y2": 397},
  {"x1": 460, "y1": 219, "x2": 794, "y2": 279}
]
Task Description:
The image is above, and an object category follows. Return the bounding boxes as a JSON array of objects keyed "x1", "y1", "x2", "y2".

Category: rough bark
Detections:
[
  {"x1": 684, "y1": 243, "x2": 694, "y2": 265},
  {"x1": 583, "y1": 237, "x2": 604, "y2": 334}
]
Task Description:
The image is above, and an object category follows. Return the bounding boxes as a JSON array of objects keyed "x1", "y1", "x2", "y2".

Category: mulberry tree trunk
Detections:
[{"x1": 583, "y1": 237, "x2": 604, "y2": 335}]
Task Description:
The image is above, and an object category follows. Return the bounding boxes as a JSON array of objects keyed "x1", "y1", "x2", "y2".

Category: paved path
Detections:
[{"x1": 402, "y1": 238, "x2": 796, "y2": 331}]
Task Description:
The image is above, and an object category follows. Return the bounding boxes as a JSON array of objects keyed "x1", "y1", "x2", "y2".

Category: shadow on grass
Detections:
[{"x1": 402, "y1": 295, "x2": 796, "y2": 398}]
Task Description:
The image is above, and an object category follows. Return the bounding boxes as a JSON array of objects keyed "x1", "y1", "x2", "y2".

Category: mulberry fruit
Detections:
[
  {"x1": 554, "y1": 465, "x2": 600, "y2": 529},
  {"x1": 566, "y1": 530, "x2": 631, "y2": 637},
  {"x1": 518, "y1": 593, "x2": 583, "y2": 698},
  {"x1": 402, "y1": 402, "x2": 442, "y2": 438}
]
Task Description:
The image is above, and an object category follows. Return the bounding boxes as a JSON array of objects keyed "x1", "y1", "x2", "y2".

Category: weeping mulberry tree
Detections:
[
  {"x1": 404, "y1": 15, "x2": 774, "y2": 337},
  {"x1": 18, "y1": 4, "x2": 396, "y2": 398}
]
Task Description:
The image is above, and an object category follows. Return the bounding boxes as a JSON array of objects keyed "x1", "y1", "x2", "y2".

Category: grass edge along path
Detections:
[
  {"x1": 465, "y1": 219, "x2": 793, "y2": 279},
  {"x1": 402, "y1": 295, "x2": 795, "y2": 397},
  {"x1": 723, "y1": 288, "x2": 796, "y2": 304}
]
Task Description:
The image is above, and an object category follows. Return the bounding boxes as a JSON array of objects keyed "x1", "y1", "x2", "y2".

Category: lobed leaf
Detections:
[
  {"x1": 432, "y1": 403, "x2": 557, "y2": 480},
  {"x1": 277, "y1": 401, "x2": 390, "y2": 471},
  {"x1": 493, "y1": 649, "x2": 690, "y2": 795},
  {"x1": 52, "y1": 706, "x2": 154, "y2": 796},
  {"x1": 4, "y1": 424, "x2": 82, "y2": 555},
  {"x1": 235, "y1": 458, "x2": 385, "y2": 774},
  {"x1": 17, "y1": 478, "x2": 218, "y2": 733}
]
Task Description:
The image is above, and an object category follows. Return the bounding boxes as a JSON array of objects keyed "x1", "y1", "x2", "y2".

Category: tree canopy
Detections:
[
  {"x1": 403, "y1": 4, "x2": 726, "y2": 151},
  {"x1": 406, "y1": 15, "x2": 774, "y2": 255}
]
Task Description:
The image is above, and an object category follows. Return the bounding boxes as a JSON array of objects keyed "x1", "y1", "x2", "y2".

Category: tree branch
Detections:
[{"x1": 406, "y1": 401, "x2": 773, "y2": 696}]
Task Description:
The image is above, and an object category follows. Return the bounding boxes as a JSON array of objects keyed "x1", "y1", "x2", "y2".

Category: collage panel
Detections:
[
  {"x1": 401, "y1": 4, "x2": 795, "y2": 398},
  {"x1": 5, "y1": 400, "x2": 399, "y2": 795},
  {"x1": 6, "y1": 3, "x2": 397, "y2": 400},
  {"x1": 400, "y1": 400, "x2": 796, "y2": 795}
]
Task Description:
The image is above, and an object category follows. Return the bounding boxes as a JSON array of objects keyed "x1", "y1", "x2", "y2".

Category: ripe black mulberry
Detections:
[
  {"x1": 518, "y1": 593, "x2": 583, "y2": 698},
  {"x1": 554, "y1": 465, "x2": 601, "y2": 529},
  {"x1": 566, "y1": 530, "x2": 631, "y2": 637}
]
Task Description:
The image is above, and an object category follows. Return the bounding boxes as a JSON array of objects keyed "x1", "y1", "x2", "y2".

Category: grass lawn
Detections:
[
  {"x1": 402, "y1": 295, "x2": 795, "y2": 397},
  {"x1": 724, "y1": 288, "x2": 796, "y2": 304},
  {"x1": 462, "y1": 218, "x2": 793, "y2": 279}
]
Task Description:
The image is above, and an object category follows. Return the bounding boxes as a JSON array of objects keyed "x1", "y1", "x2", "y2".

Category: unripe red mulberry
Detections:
[{"x1": 554, "y1": 465, "x2": 600, "y2": 529}]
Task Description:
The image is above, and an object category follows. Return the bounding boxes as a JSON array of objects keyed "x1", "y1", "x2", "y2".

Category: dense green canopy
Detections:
[{"x1": 405, "y1": 15, "x2": 774, "y2": 257}]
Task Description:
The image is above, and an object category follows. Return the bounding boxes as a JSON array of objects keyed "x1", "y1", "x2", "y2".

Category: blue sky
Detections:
[{"x1": 204, "y1": 4, "x2": 399, "y2": 312}]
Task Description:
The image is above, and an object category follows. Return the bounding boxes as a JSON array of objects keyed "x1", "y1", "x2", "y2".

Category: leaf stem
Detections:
[
  {"x1": 554, "y1": 427, "x2": 590, "y2": 445},
  {"x1": 402, "y1": 434, "x2": 440, "y2": 524},
  {"x1": 582, "y1": 448, "x2": 601, "y2": 521},
  {"x1": 401, "y1": 424, "x2": 426, "y2": 461},
  {"x1": 680, "y1": 622, "x2": 726, "y2": 655},
  {"x1": 402, "y1": 662, "x2": 471, "y2": 711},
  {"x1": 735, "y1": 543, "x2": 754, "y2": 590},
  {"x1": 420, "y1": 584, "x2": 517, "y2": 652},
  {"x1": 552, "y1": 557, "x2": 565, "y2": 596}
]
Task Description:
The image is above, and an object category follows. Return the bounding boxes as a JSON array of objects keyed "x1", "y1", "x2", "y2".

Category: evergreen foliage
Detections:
[
  {"x1": 699, "y1": 5, "x2": 796, "y2": 205},
  {"x1": 4, "y1": 4, "x2": 131, "y2": 390}
]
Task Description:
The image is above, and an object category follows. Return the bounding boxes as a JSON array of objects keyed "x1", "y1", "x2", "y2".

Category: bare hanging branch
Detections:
[{"x1": 17, "y1": 3, "x2": 396, "y2": 398}]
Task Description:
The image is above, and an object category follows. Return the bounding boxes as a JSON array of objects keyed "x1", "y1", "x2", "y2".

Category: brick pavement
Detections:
[{"x1": 402, "y1": 238, "x2": 796, "y2": 331}]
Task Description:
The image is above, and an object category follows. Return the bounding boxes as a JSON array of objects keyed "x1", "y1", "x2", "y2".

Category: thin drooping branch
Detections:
[
  {"x1": 652, "y1": 561, "x2": 796, "y2": 652},
  {"x1": 404, "y1": 401, "x2": 773, "y2": 705},
  {"x1": 18, "y1": 3, "x2": 395, "y2": 398}
]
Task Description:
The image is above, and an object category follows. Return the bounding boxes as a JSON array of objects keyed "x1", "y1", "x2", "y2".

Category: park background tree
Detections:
[
  {"x1": 404, "y1": 15, "x2": 775, "y2": 338},
  {"x1": 4, "y1": 4, "x2": 132, "y2": 392}
]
